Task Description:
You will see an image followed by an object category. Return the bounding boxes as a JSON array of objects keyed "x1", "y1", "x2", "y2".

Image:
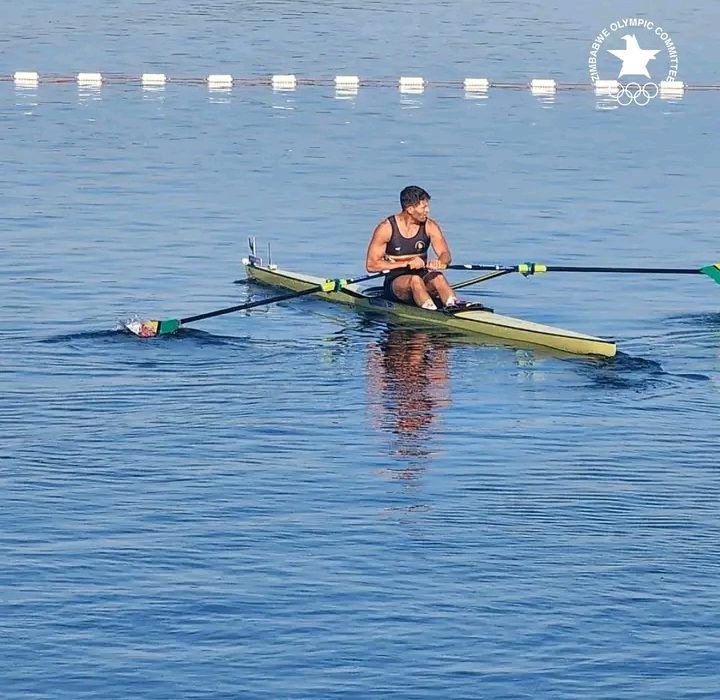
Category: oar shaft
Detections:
[
  {"x1": 448, "y1": 264, "x2": 704, "y2": 274},
  {"x1": 180, "y1": 271, "x2": 387, "y2": 325},
  {"x1": 451, "y1": 269, "x2": 513, "y2": 290},
  {"x1": 181, "y1": 287, "x2": 318, "y2": 324},
  {"x1": 545, "y1": 266, "x2": 703, "y2": 274}
]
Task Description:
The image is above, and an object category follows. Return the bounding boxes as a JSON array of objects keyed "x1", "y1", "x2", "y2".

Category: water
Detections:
[{"x1": 2, "y1": 3, "x2": 720, "y2": 698}]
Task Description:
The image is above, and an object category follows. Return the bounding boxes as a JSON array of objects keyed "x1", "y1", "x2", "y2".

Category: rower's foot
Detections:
[
  {"x1": 443, "y1": 299, "x2": 494, "y2": 313},
  {"x1": 444, "y1": 297, "x2": 474, "y2": 309}
]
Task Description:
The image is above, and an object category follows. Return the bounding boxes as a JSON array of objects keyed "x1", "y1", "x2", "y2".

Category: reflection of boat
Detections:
[
  {"x1": 243, "y1": 258, "x2": 617, "y2": 358},
  {"x1": 366, "y1": 327, "x2": 451, "y2": 460}
]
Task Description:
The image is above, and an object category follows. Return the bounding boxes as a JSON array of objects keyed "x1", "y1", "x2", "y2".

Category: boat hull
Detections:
[{"x1": 244, "y1": 263, "x2": 617, "y2": 358}]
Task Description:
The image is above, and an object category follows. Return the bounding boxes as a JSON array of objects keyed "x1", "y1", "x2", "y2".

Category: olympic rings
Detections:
[{"x1": 615, "y1": 82, "x2": 659, "y2": 106}]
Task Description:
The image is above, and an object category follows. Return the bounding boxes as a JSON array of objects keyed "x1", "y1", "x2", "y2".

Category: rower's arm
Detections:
[
  {"x1": 427, "y1": 219, "x2": 452, "y2": 267},
  {"x1": 366, "y1": 220, "x2": 414, "y2": 272}
]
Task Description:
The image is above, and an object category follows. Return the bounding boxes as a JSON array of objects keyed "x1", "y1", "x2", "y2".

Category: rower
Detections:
[{"x1": 365, "y1": 185, "x2": 465, "y2": 310}]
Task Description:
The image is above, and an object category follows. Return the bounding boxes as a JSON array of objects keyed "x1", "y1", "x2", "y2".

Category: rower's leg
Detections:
[
  {"x1": 391, "y1": 275, "x2": 435, "y2": 308},
  {"x1": 424, "y1": 272, "x2": 457, "y2": 306}
]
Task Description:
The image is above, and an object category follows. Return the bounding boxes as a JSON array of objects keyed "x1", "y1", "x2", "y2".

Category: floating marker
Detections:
[
  {"x1": 272, "y1": 74, "x2": 297, "y2": 90},
  {"x1": 530, "y1": 78, "x2": 557, "y2": 93},
  {"x1": 77, "y1": 72, "x2": 103, "y2": 87},
  {"x1": 142, "y1": 73, "x2": 167, "y2": 87},
  {"x1": 14, "y1": 71, "x2": 39, "y2": 86},
  {"x1": 659, "y1": 80, "x2": 685, "y2": 101},
  {"x1": 660, "y1": 80, "x2": 685, "y2": 94},
  {"x1": 464, "y1": 78, "x2": 490, "y2": 91},
  {"x1": 335, "y1": 75, "x2": 360, "y2": 89},
  {"x1": 335, "y1": 75, "x2": 359, "y2": 99},
  {"x1": 594, "y1": 79, "x2": 620, "y2": 93},
  {"x1": 399, "y1": 76, "x2": 424, "y2": 93},
  {"x1": 207, "y1": 74, "x2": 233, "y2": 88}
]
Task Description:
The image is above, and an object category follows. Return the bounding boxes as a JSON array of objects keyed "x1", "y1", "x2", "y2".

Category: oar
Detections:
[
  {"x1": 448, "y1": 262, "x2": 720, "y2": 284},
  {"x1": 451, "y1": 269, "x2": 514, "y2": 291},
  {"x1": 124, "y1": 271, "x2": 389, "y2": 338}
]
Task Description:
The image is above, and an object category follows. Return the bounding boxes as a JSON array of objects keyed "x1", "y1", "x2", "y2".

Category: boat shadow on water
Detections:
[
  {"x1": 337, "y1": 314, "x2": 712, "y2": 403},
  {"x1": 356, "y1": 319, "x2": 613, "y2": 468},
  {"x1": 582, "y1": 352, "x2": 689, "y2": 390},
  {"x1": 666, "y1": 311, "x2": 720, "y2": 326},
  {"x1": 239, "y1": 281, "x2": 713, "y2": 394},
  {"x1": 589, "y1": 311, "x2": 720, "y2": 389}
]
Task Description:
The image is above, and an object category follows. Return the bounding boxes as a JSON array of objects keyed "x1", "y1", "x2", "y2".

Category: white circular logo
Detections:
[{"x1": 588, "y1": 19, "x2": 679, "y2": 106}]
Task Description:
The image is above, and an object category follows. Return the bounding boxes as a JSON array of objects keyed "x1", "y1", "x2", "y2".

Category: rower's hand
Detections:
[
  {"x1": 426, "y1": 259, "x2": 447, "y2": 270},
  {"x1": 407, "y1": 257, "x2": 426, "y2": 270}
]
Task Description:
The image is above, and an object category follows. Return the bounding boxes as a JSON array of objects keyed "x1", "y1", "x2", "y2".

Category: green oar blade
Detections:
[
  {"x1": 124, "y1": 318, "x2": 181, "y2": 337},
  {"x1": 156, "y1": 319, "x2": 181, "y2": 336},
  {"x1": 700, "y1": 263, "x2": 720, "y2": 285}
]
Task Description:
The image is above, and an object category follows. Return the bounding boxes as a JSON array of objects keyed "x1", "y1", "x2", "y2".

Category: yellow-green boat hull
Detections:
[{"x1": 244, "y1": 263, "x2": 617, "y2": 358}]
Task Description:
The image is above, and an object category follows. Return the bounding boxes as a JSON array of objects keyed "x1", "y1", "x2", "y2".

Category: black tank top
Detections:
[{"x1": 384, "y1": 215, "x2": 430, "y2": 262}]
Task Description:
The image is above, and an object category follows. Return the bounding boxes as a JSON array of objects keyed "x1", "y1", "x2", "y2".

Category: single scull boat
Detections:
[{"x1": 242, "y1": 255, "x2": 617, "y2": 358}]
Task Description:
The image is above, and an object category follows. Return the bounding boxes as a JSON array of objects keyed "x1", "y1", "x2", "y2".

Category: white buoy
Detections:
[
  {"x1": 14, "y1": 71, "x2": 39, "y2": 86},
  {"x1": 77, "y1": 73, "x2": 103, "y2": 87},
  {"x1": 142, "y1": 73, "x2": 167, "y2": 87},
  {"x1": 272, "y1": 74, "x2": 297, "y2": 90},
  {"x1": 335, "y1": 75, "x2": 360, "y2": 89},
  {"x1": 593, "y1": 79, "x2": 620, "y2": 94},
  {"x1": 464, "y1": 78, "x2": 490, "y2": 92},
  {"x1": 207, "y1": 74, "x2": 233, "y2": 88},
  {"x1": 530, "y1": 78, "x2": 557, "y2": 93},
  {"x1": 659, "y1": 80, "x2": 685, "y2": 93},
  {"x1": 334, "y1": 75, "x2": 359, "y2": 99},
  {"x1": 399, "y1": 76, "x2": 424, "y2": 93}
]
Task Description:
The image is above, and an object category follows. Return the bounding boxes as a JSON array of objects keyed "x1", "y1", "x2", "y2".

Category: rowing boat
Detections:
[
  {"x1": 242, "y1": 257, "x2": 617, "y2": 358},
  {"x1": 124, "y1": 243, "x2": 718, "y2": 345}
]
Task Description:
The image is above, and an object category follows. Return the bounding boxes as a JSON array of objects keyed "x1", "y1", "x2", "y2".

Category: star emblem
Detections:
[{"x1": 607, "y1": 34, "x2": 661, "y2": 79}]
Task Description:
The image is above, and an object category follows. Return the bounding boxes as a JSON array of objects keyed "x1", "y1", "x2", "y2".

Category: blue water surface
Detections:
[{"x1": 2, "y1": 2, "x2": 720, "y2": 699}]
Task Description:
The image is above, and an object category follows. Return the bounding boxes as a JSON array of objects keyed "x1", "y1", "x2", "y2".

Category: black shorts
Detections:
[{"x1": 383, "y1": 269, "x2": 433, "y2": 302}]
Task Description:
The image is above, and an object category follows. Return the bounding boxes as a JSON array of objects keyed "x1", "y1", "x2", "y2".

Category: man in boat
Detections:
[{"x1": 365, "y1": 185, "x2": 464, "y2": 310}]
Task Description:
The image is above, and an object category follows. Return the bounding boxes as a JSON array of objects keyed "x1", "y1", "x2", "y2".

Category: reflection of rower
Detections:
[{"x1": 365, "y1": 327, "x2": 451, "y2": 458}]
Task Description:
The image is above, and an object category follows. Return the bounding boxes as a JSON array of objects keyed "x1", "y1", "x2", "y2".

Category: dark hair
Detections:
[{"x1": 400, "y1": 185, "x2": 430, "y2": 210}]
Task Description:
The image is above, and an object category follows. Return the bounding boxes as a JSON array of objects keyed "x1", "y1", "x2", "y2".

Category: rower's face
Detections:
[{"x1": 408, "y1": 199, "x2": 430, "y2": 222}]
